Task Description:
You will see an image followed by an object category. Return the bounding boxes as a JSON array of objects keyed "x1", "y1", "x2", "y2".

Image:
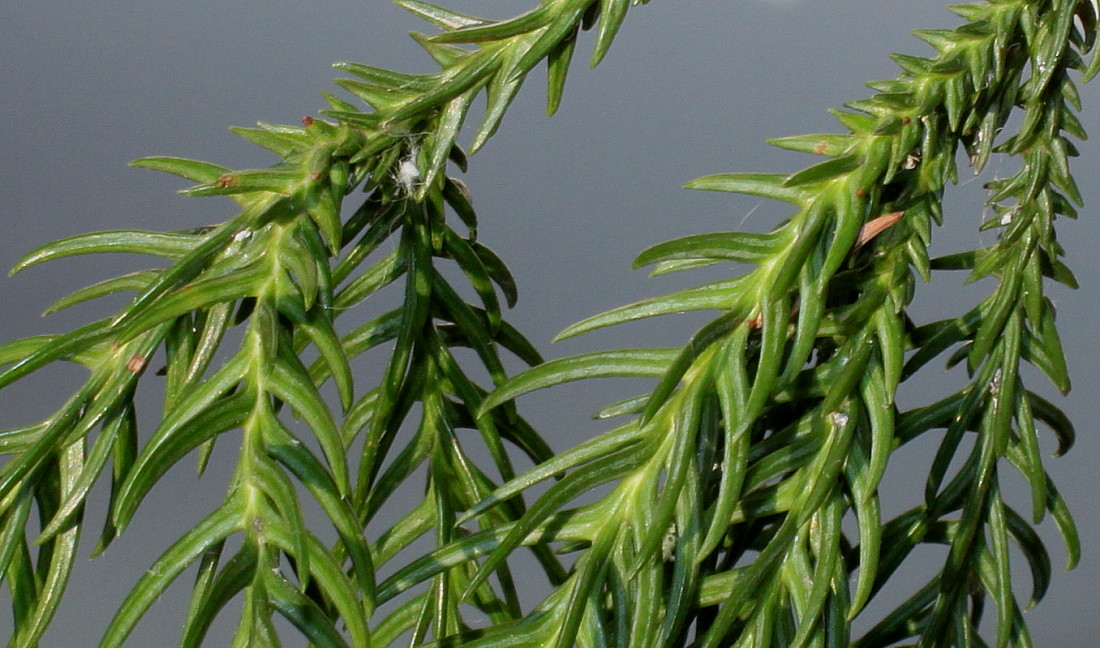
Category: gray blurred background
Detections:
[{"x1": 1, "y1": 0, "x2": 1096, "y2": 644}]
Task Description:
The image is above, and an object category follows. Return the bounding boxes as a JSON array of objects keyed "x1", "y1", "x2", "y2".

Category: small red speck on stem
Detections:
[
  {"x1": 215, "y1": 174, "x2": 238, "y2": 189},
  {"x1": 126, "y1": 354, "x2": 147, "y2": 373},
  {"x1": 302, "y1": 116, "x2": 315, "y2": 127}
]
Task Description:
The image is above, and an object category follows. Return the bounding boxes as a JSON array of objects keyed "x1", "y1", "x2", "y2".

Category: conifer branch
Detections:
[{"x1": 0, "y1": 0, "x2": 1092, "y2": 646}]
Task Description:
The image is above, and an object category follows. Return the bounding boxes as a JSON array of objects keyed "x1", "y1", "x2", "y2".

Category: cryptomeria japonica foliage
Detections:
[{"x1": 0, "y1": 0, "x2": 1090, "y2": 646}]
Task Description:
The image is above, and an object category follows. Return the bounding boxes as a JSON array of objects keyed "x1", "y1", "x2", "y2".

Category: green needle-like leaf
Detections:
[
  {"x1": 684, "y1": 172, "x2": 811, "y2": 205},
  {"x1": 553, "y1": 277, "x2": 750, "y2": 341},
  {"x1": 481, "y1": 349, "x2": 678, "y2": 414},
  {"x1": 11, "y1": 231, "x2": 200, "y2": 275},
  {"x1": 100, "y1": 503, "x2": 245, "y2": 648}
]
